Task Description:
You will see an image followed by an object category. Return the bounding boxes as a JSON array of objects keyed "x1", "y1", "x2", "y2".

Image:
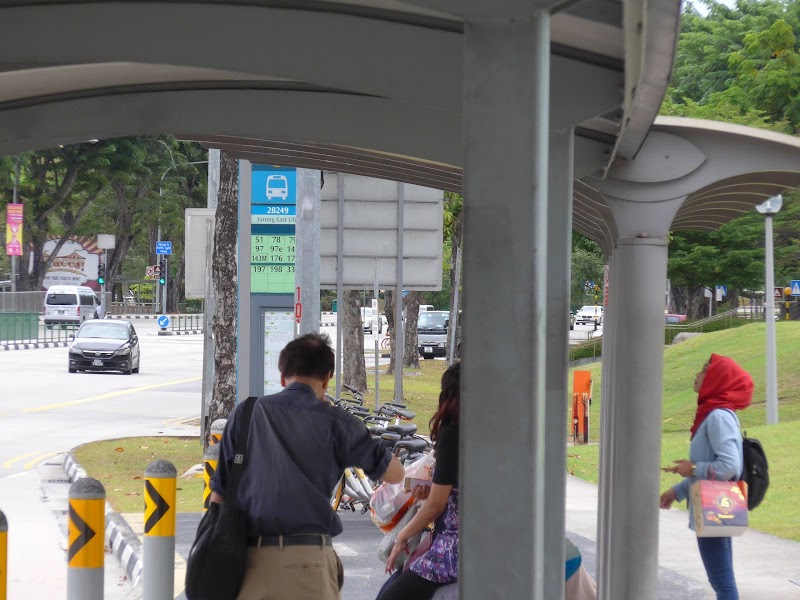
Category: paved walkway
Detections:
[{"x1": 565, "y1": 475, "x2": 800, "y2": 599}]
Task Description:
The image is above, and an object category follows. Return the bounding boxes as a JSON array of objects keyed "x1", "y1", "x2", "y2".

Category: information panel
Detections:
[
  {"x1": 250, "y1": 165, "x2": 296, "y2": 294},
  {"x1": 262, "y1": 310, "x2": 295, "y2": 395}
]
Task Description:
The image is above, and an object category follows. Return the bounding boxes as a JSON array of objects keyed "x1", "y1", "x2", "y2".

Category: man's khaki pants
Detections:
[{"x1": 237, "y1": 545, "x2": 344, "y2": 600}]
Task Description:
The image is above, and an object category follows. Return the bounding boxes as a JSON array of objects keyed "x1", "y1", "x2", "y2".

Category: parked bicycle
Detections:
[{"x1": 327, "y1": 387, "x2": 431, "y2": 512}]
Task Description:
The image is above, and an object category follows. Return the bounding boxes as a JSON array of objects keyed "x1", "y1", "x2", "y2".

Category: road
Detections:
[{"x1": 0, "y1": 319, "x2": 202, "y2": 476}]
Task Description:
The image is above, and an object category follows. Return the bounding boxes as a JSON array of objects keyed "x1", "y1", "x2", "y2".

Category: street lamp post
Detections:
[{"x1": 756, "y1": 194, "x2": 783, "y2": 425}]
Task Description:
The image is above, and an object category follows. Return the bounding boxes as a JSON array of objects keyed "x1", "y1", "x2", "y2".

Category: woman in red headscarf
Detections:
[{"x1": 660, "y1": 354, "x2": 753, "y2": 600}]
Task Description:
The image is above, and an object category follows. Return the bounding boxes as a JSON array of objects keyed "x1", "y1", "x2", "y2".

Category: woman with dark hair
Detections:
[
  {"x1": 378, "y1": 362, "x2": 461, "y2": 600},
  {"x1": 660, "y1": 354, "x2": 753, "y2": 600}
]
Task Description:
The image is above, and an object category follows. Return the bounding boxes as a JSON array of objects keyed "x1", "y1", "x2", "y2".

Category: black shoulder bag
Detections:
[{"x1": 185, "y1": 397, "x2": 257, "y2": 600}]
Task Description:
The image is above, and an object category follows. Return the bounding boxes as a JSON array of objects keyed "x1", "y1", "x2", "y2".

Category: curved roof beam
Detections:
[{"x1": 582, "y1": 117, "x2": 800, "y2": 244}]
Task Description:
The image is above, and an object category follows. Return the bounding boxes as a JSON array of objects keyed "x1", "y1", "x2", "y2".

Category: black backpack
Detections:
[{"x1": 741, "y1": 432, "x2": 769, "y2": 510}]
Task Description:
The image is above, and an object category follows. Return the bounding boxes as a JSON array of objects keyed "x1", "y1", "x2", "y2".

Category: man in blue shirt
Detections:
[{"x1": 210, "y1": 333, "x2": 404, "y2": 599}]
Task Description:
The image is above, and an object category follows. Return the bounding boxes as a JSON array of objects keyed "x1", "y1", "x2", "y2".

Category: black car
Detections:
[{"x1": 68, "y1": 320, "x2": 141, "y2": 374}]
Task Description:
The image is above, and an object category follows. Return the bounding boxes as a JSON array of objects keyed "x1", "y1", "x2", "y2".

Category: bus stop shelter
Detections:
[{"x1": 4, "y1": 1, "x2": 800, "y2": 598}]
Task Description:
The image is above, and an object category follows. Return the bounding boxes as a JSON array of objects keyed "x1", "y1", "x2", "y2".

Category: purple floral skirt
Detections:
[{"x1": 409, "y1": 489, "x2": 459, "y2": 584}]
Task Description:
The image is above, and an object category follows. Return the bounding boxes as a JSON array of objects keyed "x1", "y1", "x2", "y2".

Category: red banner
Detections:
[{"x1": 5, "y1": 203, "x2": 23, "y2": 256}]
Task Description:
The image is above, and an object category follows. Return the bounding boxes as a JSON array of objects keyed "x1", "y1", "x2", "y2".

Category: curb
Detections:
[
  {"x1": 105, "y1": 314, "x2": 158, "y2": 319},
  {"x1": 63, "y1": 452, "x2": 143, "y2": 587},
  {"x1": 0, "y1": 340, "x2": 70, "y2": 352}
]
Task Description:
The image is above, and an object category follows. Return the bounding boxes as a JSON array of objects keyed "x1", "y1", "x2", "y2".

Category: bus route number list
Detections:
[{"x1": 251, "y1": 234, "x2": 296, "y2": 294}]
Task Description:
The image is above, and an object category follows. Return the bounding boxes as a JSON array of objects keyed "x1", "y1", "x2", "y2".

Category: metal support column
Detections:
[
  {"x1": 542, "y1": 129, "x2": 575, "y2": 598},
  {"x1": 374, "y1": 258, "x2": 380, "y2": 409},
  {"x1": 600, "y1": 238, "x2": 668, "y2": 600},
  {"x1": 764, "y1": 213, "x2": 779, "y2": 424},
  {"x1": 335, "y1": 174, "x2": 345, "y2": 400},
  {"x1": 461, "y1": 13, "x2": 552, "y2": 598},
  {"x1": 596, "y1": 252, "x2": 618, "y2": 595},
  {"x1": 296, "y1": 169, "x2": 321, "y2": 335},
  {"x1": 393, "y1": 182, "x2": 405, "y2": 404}
]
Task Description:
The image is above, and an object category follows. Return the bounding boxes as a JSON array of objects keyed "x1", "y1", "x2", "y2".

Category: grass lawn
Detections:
[
  {"x1": 74, "y1": 360, "x2": 449, "y2": 513},
  {"x1": 567, "y1": 321, "x2": 800, "y2": 541},
  {"x1": 74, "y1": 326, "x2": 800, "y2": 540},
  {"x1": 72, "y1": 437, "x2": 206, "y2": 514}
]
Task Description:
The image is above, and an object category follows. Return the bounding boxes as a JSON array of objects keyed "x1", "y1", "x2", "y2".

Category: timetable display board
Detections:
[
  {"x1": 262, "y1": 310, "x2": 295, "y2": 395},
  {"x1": 250, "y1": 165, "x2": 297, "y2": 295}
]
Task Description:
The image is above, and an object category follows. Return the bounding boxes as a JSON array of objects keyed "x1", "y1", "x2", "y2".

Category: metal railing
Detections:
[
  {"x1": 169, "y1": 314, "x2": 204, "y2": 333},
  {"x1": 0, "y1": 318, "x2": 78, "y2": 345},
  {"x1": 0, "y1": 291, "x2": 45, "y2": 313}
]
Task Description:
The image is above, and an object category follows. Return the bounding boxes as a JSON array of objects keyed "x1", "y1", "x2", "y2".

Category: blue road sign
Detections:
[
  {"x1": 157, "y1": 315, "x2": 170, "y2": 329},
  {"x1": 156, "y1": 241, "x2": 172, "y2": 255},
  {"x1": 791, "y1": 280, "x2": 800, "y2": 297}
]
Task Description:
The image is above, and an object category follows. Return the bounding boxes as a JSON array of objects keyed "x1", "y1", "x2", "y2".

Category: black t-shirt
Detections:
[{"x1": 432, "y1": 423, "x2": 459, "y2": 487}]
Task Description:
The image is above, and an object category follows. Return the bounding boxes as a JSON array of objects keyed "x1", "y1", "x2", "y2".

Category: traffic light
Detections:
[
  {"x1": 97, "y1": 263, "x2": 106, "y2": 285},
  {"x1": 159, "y1": 259, "x2": 166, "y2": 285}
]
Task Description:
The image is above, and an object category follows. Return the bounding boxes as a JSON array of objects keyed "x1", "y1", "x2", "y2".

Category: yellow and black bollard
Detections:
[
  {"x1": 0, "y1": 509, "x2": 7, "y2": 600},
  {"x1": 67, "y1": 478, "x2": 105, "y2": 600},
  {"x1": 143, "y1": 460, "x2": 177, "y2": 600},
  {"x1": 209, "y1": 419, "x2": 227, "y2": 445},
  {"x1": 203, "y1": 443, "x2": 220, "y2": 511},
  {"x1": 785, "y1": 287, "x2": 792, "y2": 321}
]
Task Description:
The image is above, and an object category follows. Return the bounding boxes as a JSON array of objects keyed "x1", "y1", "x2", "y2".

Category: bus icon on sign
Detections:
[{"x1": 266, "y1": 175, "x2": 289, "y2": 200}]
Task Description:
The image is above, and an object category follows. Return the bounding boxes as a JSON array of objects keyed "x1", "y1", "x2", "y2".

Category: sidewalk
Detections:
[
  {"x1": 565, "y1": 475, "x2": 800, "y2": 599},
  {"x1": 0, "y1": 460, "x2": 136, "y2": 599}
]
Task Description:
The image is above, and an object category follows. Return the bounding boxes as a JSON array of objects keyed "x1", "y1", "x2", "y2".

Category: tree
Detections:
[
  {"x1": 205, "y1": 150, "x2": 238, "y2": 441},
  {"x1": 385, "y1": 290, "x2": 397, "y2": 375},
  {"x1": 403, "y1": 291, "x2": 422, "y2": 368},
  {"x1": 0, "y1": 143, "x2": 116, "y2": 291},
  {"x1": 342, "y1": 289, "x2": 367, "y2": 392},
  {"x1": 571, "y1": 234, "x2": 605, "y2": 310}
]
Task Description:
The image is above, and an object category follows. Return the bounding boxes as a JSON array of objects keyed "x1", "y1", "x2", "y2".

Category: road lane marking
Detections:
[
  {"x1": 23, "y1": 376, "x2": 202, "y2": 413},
  {"x1": 2, "y1": 449, "x2": 44, "y2": 469},
  {"x1": 23, "y1": 451, "x2": 59, "y2": 470}
]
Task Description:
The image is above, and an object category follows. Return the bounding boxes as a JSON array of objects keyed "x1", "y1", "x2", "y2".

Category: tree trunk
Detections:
[
  {"x1": 447, "y1": 214, "x2": 463, "y2": 360},
  {"x1": 403, "y1": 291, "x2": 421, "y2": 368},
  {"x1": 168, "y1": 255, "x2": 185, "y2": 313},
  {"x1": 342, "y1": 289, "x2": 367, "y2": 392},
  {"x1": 385, "y1": 290, "x2": 396, "y2": 375},
  {"x1": 205, "y1": 150, "x2": 238, "y2": 446}
]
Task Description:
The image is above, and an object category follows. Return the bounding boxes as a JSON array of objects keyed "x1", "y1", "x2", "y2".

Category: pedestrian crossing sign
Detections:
[{"x1": 791, "y1": 280, "x2": 800, "y2": 297}]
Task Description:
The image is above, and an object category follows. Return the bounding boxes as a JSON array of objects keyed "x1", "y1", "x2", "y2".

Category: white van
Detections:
[
  {"x1": 44, "y1": 285, "x2": 100, "y2": 325},
  {"x1": 575, "y1": 305, "x2": 603, "y2": 326}
]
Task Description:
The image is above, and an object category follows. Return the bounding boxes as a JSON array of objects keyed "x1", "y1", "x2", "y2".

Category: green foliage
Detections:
[
  {"x1": 667, "y1": 0, "x2": 800, "y2": 131},
  {"x1": 571, "y1": 234, "x2": 605, "y2": 310}
]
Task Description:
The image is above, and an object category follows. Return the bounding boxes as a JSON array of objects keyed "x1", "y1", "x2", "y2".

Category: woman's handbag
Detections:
[
  {"x1": 690, "y1": 479, "x2": 748, "y2": 538},
  {"x1": 185, "y1": 397, "x2": 257, "y2": 600}
]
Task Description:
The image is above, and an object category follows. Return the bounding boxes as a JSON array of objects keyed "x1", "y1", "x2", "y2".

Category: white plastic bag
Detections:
[
  {"x1": 376, "y1": 504, "x2": 423, "y2": 571},
  {"x1": 370, "y1": 452, "x2": 435, "y2": 532}
]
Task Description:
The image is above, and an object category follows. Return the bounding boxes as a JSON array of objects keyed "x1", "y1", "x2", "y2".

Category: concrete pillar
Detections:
[
  {"x1": 542, "y1": 129, "x2": 575, "y2": 597},
  {"x1": 599, "y1": 238, "x2": 668, "y2": 600},
  {"x1": 461, "y1": 12, "x2": 553, "y2": 599},
  {"x1": 596, "y1": 253, "x2": 617, "y2": 594},
  {"x1": 296, "y1": 169, "x2": 321, "y2": 335}
]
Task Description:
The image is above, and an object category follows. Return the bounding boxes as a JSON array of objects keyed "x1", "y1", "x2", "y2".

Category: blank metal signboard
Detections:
[{"x1": 319, "y1": 173, "x2": 443, "y2": 291}]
